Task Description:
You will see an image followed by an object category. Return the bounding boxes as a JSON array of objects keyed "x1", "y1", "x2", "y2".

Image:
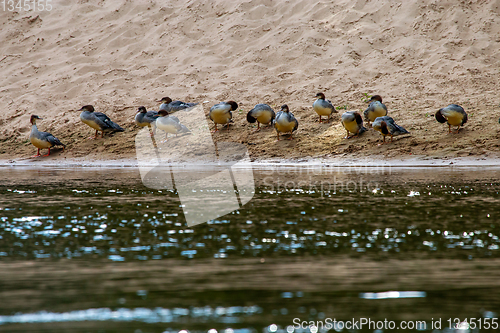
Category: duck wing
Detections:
[
  {"x1": 145, "y1": 110, "x2": 159, "y2": 120},
  {"x1": 40, "y1": 131, "x2": 65, "y2": 147},
  {"x1": 94, "y1": 112, "x2": 124, "y2": 132},
  {"x1": 168, "y1": 101, "x2": 198, "y2": 112},
  {"x1": 168, "y1": 115, "x2": 180, "y2": 123},
  {"x1": 385, "y1": 117, "x2": 409, "y2": 135},
  {"x1": 179, "y1": 124, "x2": 191, "y2": 133},
  {"x1": 325, "y1": 99, "x2": 337, "y2": 112}
]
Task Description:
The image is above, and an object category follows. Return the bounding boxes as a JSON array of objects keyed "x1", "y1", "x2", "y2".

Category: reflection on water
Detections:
[
  {"x1": 0, "y1": 305, "x2": 262, "y2": 325},
  {"x1": 0, "y1": 166, "x2": 499, "y2": 332},
  {"x1": 1, "y1": 169, "x2": 499, "y2": 261}
]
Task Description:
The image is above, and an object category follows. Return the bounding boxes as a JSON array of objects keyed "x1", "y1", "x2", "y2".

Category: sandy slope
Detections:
[{"x1": 1, "y1": 0, "x2": 499, "y2": 162}]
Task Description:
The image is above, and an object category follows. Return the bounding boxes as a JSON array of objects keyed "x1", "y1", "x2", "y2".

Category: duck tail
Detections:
[
  {"x1": 110, "y1": 121, "x2": 125, "y2": 132},
  {"x1": 362, "y1": 108, "x2": 370, "y2": 121},
  {"x1": 48, "y1": 135, "x2": 66, "y2": 148},
  {"x1": 397, "y1": 125, "x2": 410, "y2": 135},
  {"x1": 328, "y1": 101, "x2": 338, "y2": 113},
  {"x1": 359, "y1": 126, "x2": 367, "y2": 134},
  {"x1": 56, "y1": 139, "x2": 66, "y2": 148},
  {"x1": 180, "y1": 124, "x2": 191, "y2": 133}
]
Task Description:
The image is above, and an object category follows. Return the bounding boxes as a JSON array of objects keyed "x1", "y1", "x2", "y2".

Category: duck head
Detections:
[
  {"x1": 227, "y1": 101, "x2": 238, "y2": 111},
  {"x1": 78, "y1": 105, "x2": 95, "y2": 112},
  {"x1": 157, "y1": 97, "x2": 173, "y2": 104},
  {"x1": 435, "y1": 109, "x2": 447, "y2": 123},
  {"x1": 316, "y1": 92, "x2": 326, "y2": 100},
  {"x1": 137, "y1": 106, "x2": 147, "y2": 114},
  {"x1": 30, "y1": 115, "x2": 42, "y2": 124},
  {"x1": 280, "y1": 104, "x2": 290, "y2": 113},
  {"x1": 368, "y1": 95, "x2": 383, "y2": 103},
  {"x1": 158, "y1": 110, "x2": 169, "y2": 117},
  {"x1": 353, "y1": 112, "x2": 363, "y2": 124},
  {"x1": 380, "y1": 121, "x2": 389, "y2": 135}
]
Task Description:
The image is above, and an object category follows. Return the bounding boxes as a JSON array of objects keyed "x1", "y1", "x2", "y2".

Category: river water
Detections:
[{"x1": 0, "y1": 166, "x2": 499, "y2": 332}]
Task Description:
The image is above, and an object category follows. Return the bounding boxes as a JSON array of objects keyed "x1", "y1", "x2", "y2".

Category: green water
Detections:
[{"x1": 0, "y1": 166, "x2": 499, "y2": 332}]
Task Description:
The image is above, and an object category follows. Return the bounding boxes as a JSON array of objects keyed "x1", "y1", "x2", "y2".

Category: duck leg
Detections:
[
  {"x1": 32, "y1": 148, "x2": 41, "y2": 157},
  {"x1": 349, "y1": 131, "x2": 359, "y2": 139},
  {"x1": 276, "y1": 131, "x2": 280, "y2": 141},
  {"x1": 254, "y1": 122, "x2": 261, "y2": 132},
  {"x1": 377, "y1": 135, "x2": 387, "y2": 146},
  {"x1": 42, "y1": 147, "x2": 51, "y2": 157},
  {"x1": 448, "y1": 124, "x2": 452, "y2": 134},
  {"x1": 88, "y1": 130, "x2": 98, "y2": 140},
  {"x1": 455, "y1": 125, "x2": 461, "y2": 134},
  {"x1": 212, "y1": 123, "x2": 219, "y2": 133},
  {"x1": 288, "y1": 131, "x2": 294, "y2": 140},
  {"x1": 101, "y1": 131, "x2": 104, "y2": 138},
  {"x1": 318, "y1": 115, "x2": 322, "y2": 123},
  {"x1": 160, "y1": 133, "x2": 168, "y2": 144}
]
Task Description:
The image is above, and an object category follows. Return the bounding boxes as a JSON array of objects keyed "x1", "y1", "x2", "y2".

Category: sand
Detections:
[{"x1": 1, "y1": 0, "x2": 500, "y2": 163}]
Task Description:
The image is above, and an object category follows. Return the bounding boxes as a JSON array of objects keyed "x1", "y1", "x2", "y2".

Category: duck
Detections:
[
  {"x1": 313, "y1": 92, "x2": 337, "y2": 123},
  {"x1": 341, "y1": 111, "x2": 367, "y2": 139},
  {"x1": 372, "y1": 116, "x2": 409, "y2": 144},
  {"x1": 247, "y1": 104, "x2": 275, "y2": 130},
  {"x1": 135, "y1": 106, "x2": 159, "y2": 128},
  {"x1": 78, "y1": 105, "x2": 124, "y2": 139},
  {"x1": 363, "y1": 95, "x2": 388, "y2": 125},
  {"x1": 435, "y1": 104, "x2": 467, "y2": 134},
  {"x1": 209, "y1": 101, "x2": 238, "y2": 132},
  {"x1": 29, "y1": 115, "x2": 65, "y2": 157},
  {"x1": 135, "y1": 106, "x2": 159, "y2": 136},
  {"x1": 158, "y1": 97, "x2": 198, "y2": 113},
  {"x1": 155, "y1": 110, "x2": 190, "y2": 142},
  {"x1": 273, "y1": 104, "x2": 299, "y2": 140}
]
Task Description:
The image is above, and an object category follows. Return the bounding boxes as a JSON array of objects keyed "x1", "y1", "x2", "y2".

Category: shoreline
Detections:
[{"x1": 1, "y1": 154, "x2": 499, "y2": 169}]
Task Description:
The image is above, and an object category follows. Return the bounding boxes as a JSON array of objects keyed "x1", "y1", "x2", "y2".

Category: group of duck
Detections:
[{"x1": 29, "y1": 93, "x2": 470, "y2": 157}]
